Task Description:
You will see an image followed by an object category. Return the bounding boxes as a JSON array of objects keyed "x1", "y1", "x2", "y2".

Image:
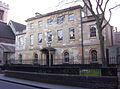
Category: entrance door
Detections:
[
  {"x1": 46, "y1": 54, "x2": 49, "y2": 65},
  {"x1": 46, "y1": 54, "x2": 53, "y2": 66},
  {"x1": 51, "y1": 54, "x2": 53, "y2": 65}
]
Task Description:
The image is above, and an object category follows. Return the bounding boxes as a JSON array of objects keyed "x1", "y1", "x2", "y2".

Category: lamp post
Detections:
[{"x1": 48, "y1": 42, "x2": 51, "y2": 67}]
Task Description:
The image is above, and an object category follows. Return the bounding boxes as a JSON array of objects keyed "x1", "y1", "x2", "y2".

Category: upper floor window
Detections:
[
  {"x1": 90, "y1": 25, "x2": 96, "y2": 37},
  {"x1": 38, "y1": 33, "x2": 42, "y2": 44},
  {"x1": 69, "y1": 27, "x2": 75, "y2": 40},
  {"x1": 81, "y1": 11, "x2": 85, "y2": 17},
  {"x1": 47, "y1": 32, "x2": 52, "y2": 42},
  {"x1": 57, "y1": 29, "x2": 63, "y2": 41},
  {"x1": 68, "y1": 14, "x2": 74, "y2": 21},
  {"x1": 57, "y1": 15, "x2": 64, "y2": 24},
  {"x1": 47, "y1": 18, "x2": 53, "y2": 25},
  {"x1": 30, "y1": 23, "x2": 34, "y2": 29},
  {"x1": 19, "y1": 37, "x2": 24, "y2": 47},
  {"x1": 38, "y1": 21, "x2": 43, "y2": 27},
  {"x1": 30, "y1": 34, "x2": 34, "y2": 45}
]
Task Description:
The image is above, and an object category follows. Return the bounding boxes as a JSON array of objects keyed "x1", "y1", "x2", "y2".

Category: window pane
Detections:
[
  {"x1": 19, "y1": 37, "x2": 23, "y2": 46},
  {"x1": 64, "y1": 52, "x2": 69, "y2": 62},
  {"x1": 18, "y1": 54, "x2": 22, "y2": 64},
  {"x1": 57, "y1": 16, "x2": 64, "y2": 24},
  {"x1": 68, "y1": 14, "x2": 74, "y2": 21},
  {"x1": 38, "y1": 21, "x2": 43, "y2": 27},
  {"x1": 30, "y1": 23, "x2": 34, "y2": 29},
  {"x1": 57, "y1": 29, "x2": 63, "y2": 41},
  {"x1": 47, "y1": 32, "x2": 52, "y2": 42},
  {"x1": 90, "y1": 25, "x2": 96, "y2": 37},
  {"x1": 38, "y1": 33, "x2": 42, "y2": 43},
  {"x1": 69, "y1": 28, "x2": 75, "y2": 39},
  {"x1": 34, "y1": 54, "x2": 38, "y2": 64},
  {"x1": 91, "y1": 50, "x2": 97, "y2": 61},
  {"x1": 30, "y1": 35, "x2": 34, "y2": 45},
  {"x1": 47, "y1": 18, "x2": 53, "y2": 25}
]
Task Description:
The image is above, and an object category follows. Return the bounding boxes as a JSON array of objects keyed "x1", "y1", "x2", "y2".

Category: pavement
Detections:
[{"x1": 0, "y1": 74, "x2": 90, "y2": 89}]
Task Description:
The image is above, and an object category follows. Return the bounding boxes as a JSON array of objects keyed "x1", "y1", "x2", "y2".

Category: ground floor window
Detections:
[
  {"x1": 91, "y1": 50, "x2": 97, "y2": 61},
  {"x1": 18, "y1": 54, "x2": 22, "y2": 64},
  {"x1": 64, "y1": 52, "x2": 69, "y2": 63},
  {"x1": 34, "y1": 53, "x2": 38, "y2": 64}
]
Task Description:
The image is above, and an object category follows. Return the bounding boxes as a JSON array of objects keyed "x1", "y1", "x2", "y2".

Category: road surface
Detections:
[{"x1": 0, "y1": 80, "x2": 39, "y2": 89}]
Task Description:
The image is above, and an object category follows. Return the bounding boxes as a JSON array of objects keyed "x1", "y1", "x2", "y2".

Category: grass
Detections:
[{"x1": 79, "y1": 69, "x2": 101, "y2": 76}]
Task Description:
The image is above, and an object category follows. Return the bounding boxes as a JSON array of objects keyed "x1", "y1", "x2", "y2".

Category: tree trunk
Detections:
[{"x1": 99, "y1": 30, "x2": 107, "y2": 67}]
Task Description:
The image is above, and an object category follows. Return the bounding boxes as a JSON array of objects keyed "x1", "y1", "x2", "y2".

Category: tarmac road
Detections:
[{"x1": 0, "y1": 80, "x2": 39, "y2": 89}]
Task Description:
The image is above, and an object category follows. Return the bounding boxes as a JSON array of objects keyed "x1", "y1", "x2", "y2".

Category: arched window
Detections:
[
  {"x1": 64, "y1": 52, "x2": 69, "y2": 63},
  {"x1": 34, "y1": 53, "x2": 38, "y2": 64},
  {"x1": 90, "y1": 25, "x2": 96, "y2": 37},
  {"x1": 18, "y1": 54, "x2": 22, "y2": 64},
  {"x1": 91, "y1": 50, "x2": 97, "y2": 61}
]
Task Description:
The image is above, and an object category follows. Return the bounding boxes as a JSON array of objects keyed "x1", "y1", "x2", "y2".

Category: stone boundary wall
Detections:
[{"x1": 5, "y1": 71, "x2": 118, "y2": 89}]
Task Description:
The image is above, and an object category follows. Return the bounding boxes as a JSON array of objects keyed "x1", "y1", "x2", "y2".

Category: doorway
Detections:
[{"x1": 46, "y1": 54, "x2": 53, "y2": 66}]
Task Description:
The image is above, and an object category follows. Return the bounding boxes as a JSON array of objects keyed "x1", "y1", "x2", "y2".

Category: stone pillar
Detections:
[{"x1": 49, "y1": 51, "x2": 51, "y2": 67}]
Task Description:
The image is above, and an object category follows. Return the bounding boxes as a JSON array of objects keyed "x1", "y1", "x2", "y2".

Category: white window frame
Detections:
[
  {"x1": 47, "y1": 18, "x2": 53, "y2": 25},
  {"x1": 38, "y1": 21, "x2": 43, "y2": 27},
  {"x1": 69, "y1": 27, "x2": 75, "y2": 40},
  {"x1": 38, "y1": 33, "x2": 42, "y2": 44},
  {"x1": 57, "y1": 15, "x2": 64, "y2": 24},
  {"x1": 57, "y1": 29, "x2": 63, "y2": 41},
  {"x1": 47, "y1": 31, "x2": 52, "y2": 43},
  {"x1": 68, "y1": 14, "x2": 74, "y2": 21},
  {"x1": 19, "y1": 37, "x2": 24, "y2": 47},
  {"x1": 89, "y1": 24, "x2": 97, "y2": 38},
  {"x1": 30, "y1": 23, "x2": 34, "y2": 29},
  {"x1": 30, "y1": 34, "x2": 34, "y2": 45}
]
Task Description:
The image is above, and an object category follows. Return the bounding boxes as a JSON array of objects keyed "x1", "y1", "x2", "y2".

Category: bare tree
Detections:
[
  {"x1": 57, "y1": 0, "x2": 120, "y2": 66},
  {"x1": 82, "y1": 0, "x2": 120, "y2": 66}
]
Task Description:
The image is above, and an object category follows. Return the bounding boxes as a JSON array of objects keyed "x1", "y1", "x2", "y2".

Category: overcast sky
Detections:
[{"x1": 1, "y1": 0, "x2": 120, "y2": 30}]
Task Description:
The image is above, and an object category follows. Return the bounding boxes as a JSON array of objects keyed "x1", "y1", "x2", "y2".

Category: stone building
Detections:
[
  {"x1": 0, "y1": 1, "x2": 15, "y2": 65},
  {"x1": 15, "y1": 5, "x2": 113, "y2": 65},
  {"x1": 113, "y1": 28, "x2": 120, "y2": 46}
]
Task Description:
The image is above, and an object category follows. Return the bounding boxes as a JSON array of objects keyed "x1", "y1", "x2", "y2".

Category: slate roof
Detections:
[
  {"x1": 26, "y1": 5, "x2": 82, "y2": 22},
  {"x1": 0, "y1": 22, "x2": 15, "y2": 39},
  {"x1": 0, "y1": 43, "x2": 15, "y2": 52},
  {"x1": 10, "y1": 20, "x2": 26, "y2": 31}
]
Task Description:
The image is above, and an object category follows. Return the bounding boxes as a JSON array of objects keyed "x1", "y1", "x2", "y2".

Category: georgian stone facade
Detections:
[{"x1": 15, "y1": 5, "x2": 113, "y2": 65}]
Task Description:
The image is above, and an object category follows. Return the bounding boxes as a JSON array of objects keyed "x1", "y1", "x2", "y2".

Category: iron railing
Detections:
[{"x1": 7, "y1": 57, "x2": 120, "y2": 66}]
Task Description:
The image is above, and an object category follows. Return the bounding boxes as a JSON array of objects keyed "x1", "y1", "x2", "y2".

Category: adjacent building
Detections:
[{"x1": 0, "y1": 1, "x2": 15, "y2": 65}]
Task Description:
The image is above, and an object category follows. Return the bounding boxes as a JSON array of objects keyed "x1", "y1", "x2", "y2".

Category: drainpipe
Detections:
[{"x1": 80, "y1": 9, "x2": 84, "y2": 64}]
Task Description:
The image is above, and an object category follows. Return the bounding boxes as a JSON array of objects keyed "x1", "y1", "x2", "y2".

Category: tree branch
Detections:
[
  {"x1": 96, "y1": 0, "x2": 100, "y2": 15},
  {"x1": 102, "y1": 4, "x2": 120, "y2": 30},
  {"x1": 82, "y1": 0, "x2": 96, "y2": 17},
  {"x1": 99, "y1": 0, "x2": 109, "y2": 28}
]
